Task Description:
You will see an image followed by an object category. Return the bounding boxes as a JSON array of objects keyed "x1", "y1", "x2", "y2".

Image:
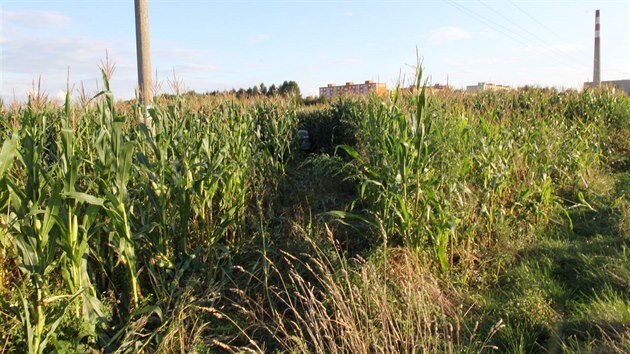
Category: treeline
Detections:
[
  {"x1": 209, "y1": 80, "x2": 300, "y2": 98},
  {"x1": 157, "y1": 80, "x2": 324, "y2": 105},
  {"x1": 206, "y1": 80, "x2": 324, "y2": 105}
]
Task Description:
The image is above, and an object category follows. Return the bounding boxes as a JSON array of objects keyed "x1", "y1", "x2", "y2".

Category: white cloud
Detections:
[
  {"x1": 248, "y1": 33, "x2": 271, "y2": 44},
  {"x1": 429, "y1": 26, "x2": 473, "y2": 44},
  {"x1": 1, "y1": 29, "x2": 228, "y2": 102},
  {"x1": 3, "y1": 10, "x2": 71, "y2": 29},
  {"x1": 1, "y1": 33, "x2": 136, "y2": 102},
  {"x1": 3, "y1": 35, "x2": 131, "y2": 74},
  {"x1": 1, "y1": 11, "x2": 232, "y2": 102}
]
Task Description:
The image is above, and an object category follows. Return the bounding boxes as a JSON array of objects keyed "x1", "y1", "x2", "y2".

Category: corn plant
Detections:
[
  {"x1": 53, "y1": 93, "x2": 107, "y2": 332},
  {"x1": 336, "y1": 68, "x2": 454, "y2": 270},
  {"x1": 0, "y1": 101, "x2": 90, "y2": 353}
]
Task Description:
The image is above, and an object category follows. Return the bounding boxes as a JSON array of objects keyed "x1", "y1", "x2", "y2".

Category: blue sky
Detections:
[{"x1": 1, "y1": 0, "x2": 629, "y2": 102}]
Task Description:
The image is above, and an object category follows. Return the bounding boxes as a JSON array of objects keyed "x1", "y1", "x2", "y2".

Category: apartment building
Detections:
[{"x1": 319, "y1": 80, "x2": 387, "y2": 100}]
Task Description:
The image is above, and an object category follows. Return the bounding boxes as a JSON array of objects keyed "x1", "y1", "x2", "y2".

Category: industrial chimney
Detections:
[{"x1": 593, "y1": 9, "x2": 601, "y2": 86}]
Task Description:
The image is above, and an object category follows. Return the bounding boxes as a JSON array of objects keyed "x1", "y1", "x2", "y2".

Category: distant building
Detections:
[
  {"x1": 319, "y1": 80, "x2": 387, "y2": 100},
  {"x1": 430, "y1": 83, "x2": 451, "y2": 91},
  {"x1": 466, "y1": 82, "x2": 511, "y2": 92},
  {"x1": 583, "y1": 79, "x2": 630, "y2": 96},
  {"x1": 402, "y1": 83, "x2": 451, "y2": 95}
]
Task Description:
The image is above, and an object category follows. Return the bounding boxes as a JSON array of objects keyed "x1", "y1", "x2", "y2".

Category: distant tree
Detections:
[
  {"x1": 302, "y1": 95, "x2": 323, "y2": 106},
  {"x1": 278, "y1": 80, "x2": 301, "y2": 98},
  {"x1": 268, "y1": 84, "x2": 278, "y2": 96},
  {"x1": 251, "y1": 85, "x2": 259, "y2": 96},
  {"x1": 259, "y1": 83, "x2": 267, "y2": 96},
  {"x1": 278, "y1": 81, "x2": 290, "y2": 96}
]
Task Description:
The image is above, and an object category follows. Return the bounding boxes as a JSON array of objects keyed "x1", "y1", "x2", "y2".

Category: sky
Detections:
[{"x1": 1, "y1": 0, "x2": 629, "y2": 102}]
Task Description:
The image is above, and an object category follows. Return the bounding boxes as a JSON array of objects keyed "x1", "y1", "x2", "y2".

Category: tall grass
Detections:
[{"x1": 228, "y1": 225, "x2": 505, "y2": 353}]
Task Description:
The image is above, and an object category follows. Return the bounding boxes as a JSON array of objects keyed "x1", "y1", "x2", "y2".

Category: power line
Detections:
[
  {"x1": 445, "y1": 0, "x2": 531, "y2": 47},
  {"x1": 507, "y1": 0, "x2": 570, "y2": 45},
  {"x1": 444, "y1": 0, "x2": 592, "y2": 75},
  {"x1": 477, "y1": 0, "x2": 591, "y2": 71},
  {"x1": 479, "y1": 0, "x2": 562, "y2": 50},
  {"x1": 504, "y1": 1, "x2": 628, "y2": 78}
]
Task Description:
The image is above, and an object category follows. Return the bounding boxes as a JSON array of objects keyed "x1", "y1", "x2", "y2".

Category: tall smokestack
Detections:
[{"x1": 593, "y1": 9, "x2": 601, "y2": 86}]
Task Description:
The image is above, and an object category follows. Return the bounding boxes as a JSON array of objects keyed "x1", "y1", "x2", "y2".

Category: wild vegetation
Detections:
[{"x1": 0, "y1": 68, "x2": 628, "y2": 353}]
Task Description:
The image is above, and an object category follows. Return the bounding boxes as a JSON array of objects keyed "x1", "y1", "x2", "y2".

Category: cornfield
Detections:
[{"x1": 0, "y1": 69, "x2": 628, "y2": 353}]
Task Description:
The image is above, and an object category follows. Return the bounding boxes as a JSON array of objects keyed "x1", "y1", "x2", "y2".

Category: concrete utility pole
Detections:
[{"x1": 135, "y1": 0, "x2": 153, "y2": 125}]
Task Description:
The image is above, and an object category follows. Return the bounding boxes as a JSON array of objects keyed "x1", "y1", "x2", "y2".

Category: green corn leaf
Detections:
[
  {"x1": 0, "y1": 133, "x2": 19, "y2": 179},
  {"x1": 16, "y1": 288, "x2": 35, "y2": 354},
  {"x1": 120, "y1": 142, "x2": 135, "y2": 181},
  {"x1": 82, "y1": 204, "x2": 101, "y2": 232},
  {"x1": 13, "y1": 234, "x2": 39, "y2": 275},
  {"x1": 577, "y1": 191, "x2": 596, "y2": 211},
  {"x1": 41, "y1": 187, "x2": 62, "y2": 243},
  {"x1": 337, "y1": 144, "x2": 363, "y2": 162},
  {"x1": 396, "y1": 195, "x2": 410, "y2": 223},
  {"x1": 62, "y1": 191, "x2": 105, "y2": 206},
  {"x1": 436, "y1": 243, "x2": 450, "y2": 273}
]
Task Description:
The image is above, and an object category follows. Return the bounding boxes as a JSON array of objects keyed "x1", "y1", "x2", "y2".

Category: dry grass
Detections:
[{"x1": 228, "y1": 222, "x2": 503, "y2": 353}]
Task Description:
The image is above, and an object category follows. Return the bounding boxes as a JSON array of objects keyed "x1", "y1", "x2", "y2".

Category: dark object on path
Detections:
[{"x1": 298, "y1": 129, "x2": 312, "y2": 151}]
